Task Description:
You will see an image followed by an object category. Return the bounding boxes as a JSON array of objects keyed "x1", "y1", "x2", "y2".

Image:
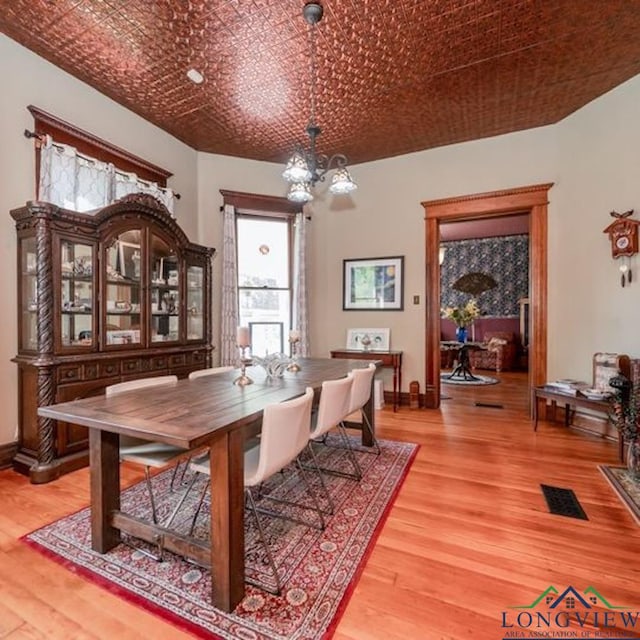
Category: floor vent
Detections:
[
  {"x1": 474, "y1": 402, "x2": 503, "y2": 409},
  {"x1": 540, "y1": 484, "x2": 588, "y2": 520}
]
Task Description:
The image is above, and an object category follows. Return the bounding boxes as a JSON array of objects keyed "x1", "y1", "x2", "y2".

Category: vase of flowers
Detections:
[{"x1": 442, "y1": 300, "x2": 480, "y2": 343}]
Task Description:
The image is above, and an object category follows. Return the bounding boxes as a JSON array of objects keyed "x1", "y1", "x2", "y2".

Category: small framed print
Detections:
[
  {"x1": 346, "y1": 328, "x2": 390, "y2": 351},
  {"x1": 343, "y1": 256, "x2": 404, "y2": 310}
]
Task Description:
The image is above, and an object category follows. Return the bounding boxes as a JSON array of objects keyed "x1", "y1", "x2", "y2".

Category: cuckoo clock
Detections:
[{"x1": 603, "y1": 210, "x2": 639, "y2": 286}]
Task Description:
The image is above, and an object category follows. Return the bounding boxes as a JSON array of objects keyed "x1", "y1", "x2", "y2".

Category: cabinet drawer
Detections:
[
  {"x1": 121, "y1": 358, "x2": 141, "y2": 374},
  {"x1": 58, "y1": 365, "x2": 82, "y2": 383},
  {"x1": 84, "y1": 363, "x2": 98, "y2": 380},
  {"x1": 169, "y1": 354, "x2": 186, "y2": 367},
  {"x1": 151, "y1": 356, "x2": 168, "y2": 370},
  {"x1": 190, "y1": 351, "x2": 206, "y2": 365},
  {"x1": 99, "y1": 361, "x2": 120, "y2": 378}
]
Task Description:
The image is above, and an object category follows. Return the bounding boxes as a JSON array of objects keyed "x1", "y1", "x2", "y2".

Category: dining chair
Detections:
[
  {"x1": 188, "y1": 366, "x2": 235, "y2": 380},
  {"x1": 188, "y1": 387, "x2": 321, "y2": 595},
  {"x1": 344, "y1": 363, "x2": 380, "y2": 455},
  {"x1": 106, "y1": 375, "x2": 198, "y2": 560},
  {"x1": 307, "y1": 373, "x2": 362, "y2": 482}
]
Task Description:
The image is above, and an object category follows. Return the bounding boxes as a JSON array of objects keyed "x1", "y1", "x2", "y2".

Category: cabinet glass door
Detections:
[
  {"x1": 150, "y1": 234, "x2": 180, "y2": 343},
  {"x1": 20, "y1": 237, "x2": 38, "y2": 351},
  {"x1": 60, "y1": 239, "x2": 94, "y2": 348},
  {"x1": 186, "y1": 265, "x2": 204, "y2": 341},
  {"x1": 105, "y1": 230, "x2": 142, "y2": 347}
]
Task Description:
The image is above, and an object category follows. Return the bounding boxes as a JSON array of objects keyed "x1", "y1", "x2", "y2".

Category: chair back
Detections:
[
  {"x1": 311, "y1": 374, "x2": 354, "y2": 440},
  {"x1": 105, "y1": 375, "x2": 178, "y2": 397},
  {"x1": 348, "y1": 363, "x2": 377, "y2": 414},
  {"x1": 253, "y1": 387, "x2": 314, "y2": 483},
  {"x1": 188, "y1": 366, "x2": 234, "y2": 380}
]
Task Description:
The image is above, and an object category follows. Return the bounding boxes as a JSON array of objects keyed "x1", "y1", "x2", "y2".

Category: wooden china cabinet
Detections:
[{"x1": 11, "y1": 193, "x2": 215, "y2": 483}]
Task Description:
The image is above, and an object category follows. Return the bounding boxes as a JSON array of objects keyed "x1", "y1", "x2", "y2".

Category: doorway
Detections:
[{"x1": 422, "y1": 183, "x2": 553, "y2": 410}]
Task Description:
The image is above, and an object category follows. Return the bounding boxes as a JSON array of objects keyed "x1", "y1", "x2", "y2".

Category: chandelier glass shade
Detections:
[{"x1": 283, "y1": 2, "x2": 357, "y2": 203}]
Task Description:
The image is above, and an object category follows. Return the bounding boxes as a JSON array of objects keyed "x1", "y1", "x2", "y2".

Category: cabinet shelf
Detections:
[
  {"x1": 106, "y1": 279, "x2": 139, "y2": 286},
  {"x1": 62, "y1": 275, "x2": 93, "y2": 282}
]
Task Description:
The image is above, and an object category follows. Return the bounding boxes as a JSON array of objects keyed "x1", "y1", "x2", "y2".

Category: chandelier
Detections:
[{"x1": 283, "y1": 2, "x2": 357, "y2": 203}]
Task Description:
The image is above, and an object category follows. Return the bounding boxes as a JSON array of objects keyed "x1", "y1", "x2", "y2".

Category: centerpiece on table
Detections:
[{"x1": 442, "y1": 299, "x2": 480, "y2": 343}]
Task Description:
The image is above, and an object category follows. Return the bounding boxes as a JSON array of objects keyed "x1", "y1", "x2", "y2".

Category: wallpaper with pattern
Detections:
[{"x1": 440, "y1": 235, "x2": 529, "y2": 317}]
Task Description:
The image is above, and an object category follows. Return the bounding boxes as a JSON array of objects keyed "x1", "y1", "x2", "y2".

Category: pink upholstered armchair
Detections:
[{"x1": 469, "y1": 331, "x2": 517, "y2": 373}]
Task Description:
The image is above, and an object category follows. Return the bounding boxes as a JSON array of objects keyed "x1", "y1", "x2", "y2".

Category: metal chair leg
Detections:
[
  {"x1": 336, "y1": 423, "x2": 363, "y2": 480},
  {"x1": 245, "y1": 488, "x2": 282, "y2": 596},
  {"x1": 360, "y1": 410, "x2": 381, "y2": 455},
  {"x1": 188, "y1": 478, "x2": 211, "y2": 536},
  {"x1": 304, "y1": 443, "x2": 335, "y2": 514}
]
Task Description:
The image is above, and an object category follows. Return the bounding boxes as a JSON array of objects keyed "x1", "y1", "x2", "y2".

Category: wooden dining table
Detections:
[{"x1": 37, "y1": 357, "x2": 377, "y2": 612}]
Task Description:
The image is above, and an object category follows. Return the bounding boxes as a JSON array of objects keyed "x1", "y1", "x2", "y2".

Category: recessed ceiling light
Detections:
[{"x1": 187, "y1": 69, "x2": 204, "y2": 84}]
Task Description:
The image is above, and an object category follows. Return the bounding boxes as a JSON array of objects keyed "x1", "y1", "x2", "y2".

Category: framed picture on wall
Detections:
[{"x1": 343, "y1": 256, "x2": 404, "y2": 310}]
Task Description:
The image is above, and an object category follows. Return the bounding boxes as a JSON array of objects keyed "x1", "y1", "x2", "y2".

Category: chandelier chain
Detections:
[{"x1": 308, "y1": 14, "x2": 317, "y2": 128}]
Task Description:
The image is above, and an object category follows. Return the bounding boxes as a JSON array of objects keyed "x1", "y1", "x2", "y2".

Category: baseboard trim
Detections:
[{"x1": 0, "y1": 441, "x2": 18, "y2": 469}]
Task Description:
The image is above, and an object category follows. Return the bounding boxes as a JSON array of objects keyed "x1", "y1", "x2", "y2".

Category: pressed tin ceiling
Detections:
[{"x1": 2, "y1": 1, "x2": 640, "y2": 166}]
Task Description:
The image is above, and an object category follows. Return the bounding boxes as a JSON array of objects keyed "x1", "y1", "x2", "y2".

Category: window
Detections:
[{"x1": 236, "y1": 216, "x2": 293, "y2": 356}]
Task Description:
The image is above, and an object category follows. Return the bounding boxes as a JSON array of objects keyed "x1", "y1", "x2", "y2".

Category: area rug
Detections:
[
  {"x1": 599, "y1": 465, "x2": 640, "y2": 524},
  {"x1": 440, "y1": 371, "x2": 499, "y2": 386},
  {"x1": 22, "y1": 435, "x2": 417, "y2": 640}
]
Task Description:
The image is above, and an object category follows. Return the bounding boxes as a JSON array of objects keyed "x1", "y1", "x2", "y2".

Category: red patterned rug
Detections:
[{"x1": 23, "y1": 435, "x2": 417, "y2": 640}]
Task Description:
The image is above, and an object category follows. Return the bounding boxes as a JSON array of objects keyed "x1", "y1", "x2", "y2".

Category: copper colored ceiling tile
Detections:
[{"x1": 2, "y1": 0, "x2": 640, "y2": 166}]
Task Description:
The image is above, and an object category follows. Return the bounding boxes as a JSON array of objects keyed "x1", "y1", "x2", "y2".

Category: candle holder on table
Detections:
[
  {"x1": 287, "y1": 336, "x2": 301, "y2": 372},
  {"x1": 234, "y1": 345, "x2": 253, "y2": 386}
]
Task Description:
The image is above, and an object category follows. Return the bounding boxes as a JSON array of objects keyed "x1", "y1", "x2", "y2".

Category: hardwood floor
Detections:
[{"x1": 1, "y1": 373, "x2": 638, "y2": 639}]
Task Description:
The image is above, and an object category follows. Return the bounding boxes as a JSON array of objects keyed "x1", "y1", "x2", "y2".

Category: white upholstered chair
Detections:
[
  {"x1": 307, "y1": 373, "x2": 362, "y2": 482},
  {"x1": 188, "y1": 366, "x2": 235, "y2": 380},
  {"x1": 344, "y1": 363, "x2": 380, "y2": 455},
  {"x1": 106, "y1": 375, "x2": 196, "y2": 559},
  {"x1": 189, "y1": 387, "x2": 320, "y2": 594}
]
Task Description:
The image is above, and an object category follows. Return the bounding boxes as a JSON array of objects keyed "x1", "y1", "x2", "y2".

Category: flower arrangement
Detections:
[{"x1": 441, "y1": 299, "x2": 480, "y2": 328}]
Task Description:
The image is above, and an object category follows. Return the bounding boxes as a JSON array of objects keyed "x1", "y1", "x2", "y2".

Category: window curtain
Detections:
[
  {"x1": 220, "y1": 204, "x2": 240, "y2": 366},
  {"x1": 293, "y1": 212, "x2": 309, "y2": 356},
  {"x1": 38, "y1": 136, "x2": 175, "y2": 214}
]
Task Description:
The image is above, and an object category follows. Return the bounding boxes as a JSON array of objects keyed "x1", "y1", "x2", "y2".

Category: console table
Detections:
[{"x1": 330, "y1": 349, "x2": 403, "y2": 411}]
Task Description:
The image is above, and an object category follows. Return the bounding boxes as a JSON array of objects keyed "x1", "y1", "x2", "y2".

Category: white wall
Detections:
[
  {"x1": 552, "y1": 76, "x2": 640, "y2": 377},
  {"x1": 0, "y1": 35, "x2": 198, "y2": 445}
]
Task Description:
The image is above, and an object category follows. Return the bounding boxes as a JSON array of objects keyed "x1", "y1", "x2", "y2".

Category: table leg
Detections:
[
  {"x1": 209, "y1": 429, "x2": 245, "y2": 612},
  {"x1": 89, "y1": 429, "x2": 120, "y2": 553},
  {"x1": 362, "y1": 377, "x2": 375, "y2": 447},
  {"x1": 392, "y1": 363, "x2": 398, "y2": 412}
]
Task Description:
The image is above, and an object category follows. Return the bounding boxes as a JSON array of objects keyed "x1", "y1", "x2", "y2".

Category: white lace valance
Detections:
[{"x1": 38, "y1": 135, "x2": 175, "y2": 215}]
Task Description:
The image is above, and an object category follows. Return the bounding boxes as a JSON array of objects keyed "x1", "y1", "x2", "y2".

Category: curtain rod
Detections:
[{"x1": 24, "y1": 129, "x2": 181, "y2": 199}]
